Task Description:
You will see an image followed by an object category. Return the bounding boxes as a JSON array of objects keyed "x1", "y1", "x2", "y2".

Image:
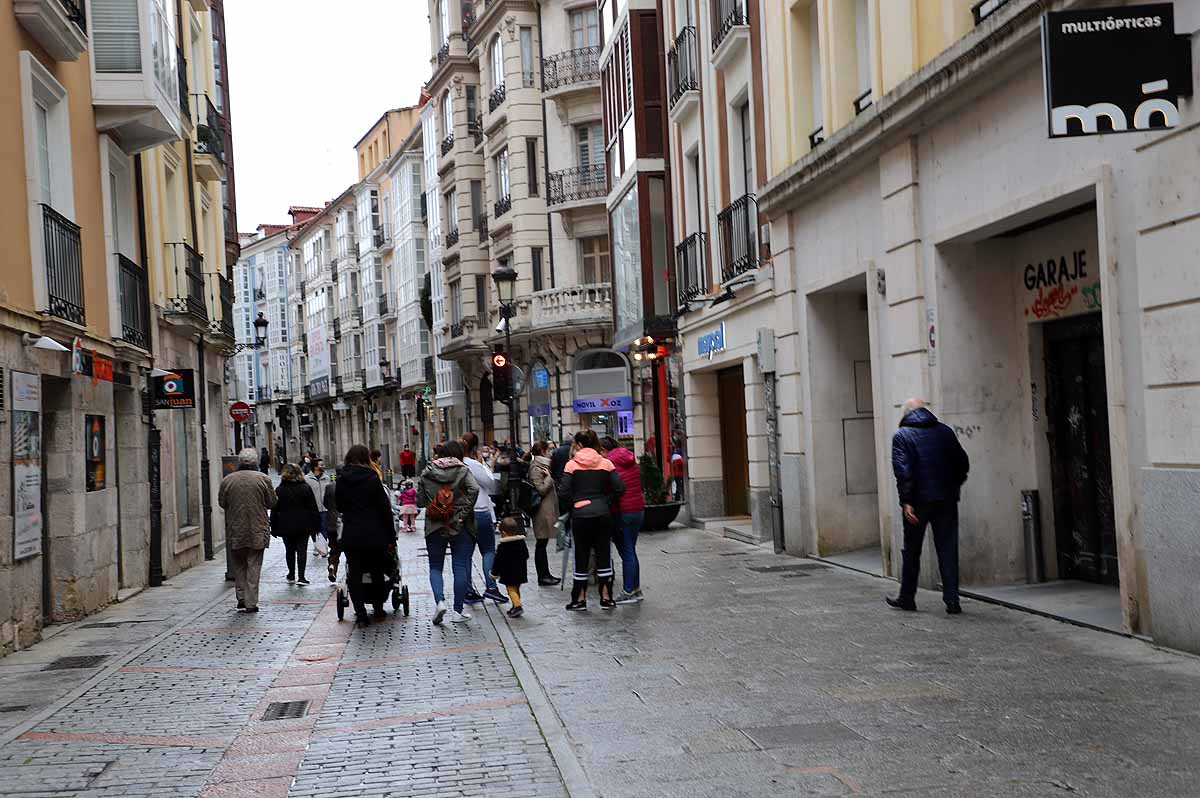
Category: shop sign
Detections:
[
  {"x1": 229, "y1": 401, "x2": 253, "y2": 423},
  {"x1": 309, "y1": 375, "x2": 330, "y2": 400},
  {"x1": 572, "y1": 395, "x2": 633, "y2": 413},
  {"x1": 153, "y1": 369, "x2": 196, "y2": 409},
  {"x1": 1042, "y1": 4, "x2": 1188, "y2": 138},
  {"x1": 697, "y1": 322, "x2": 726, "y2": 360},
  {"x1": 11, "y1": 370, "x2": 42, "y2": 560},
  {"x1": 85, "y1": 415, "x2": 105, "y2": 492},
  {"x1": 1021, "y1": 248, "x2": 1101, "y2": 320},
  {"x1": 71, "y1": 338, "x2": 113, "y2": 384}
]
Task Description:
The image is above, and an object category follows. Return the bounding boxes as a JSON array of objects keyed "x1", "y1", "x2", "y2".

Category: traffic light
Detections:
[{"x1": 491, "y1": 345, "x2": 512, "y2": 402}]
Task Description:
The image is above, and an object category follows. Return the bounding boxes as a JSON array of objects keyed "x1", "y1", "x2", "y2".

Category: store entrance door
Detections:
[{"x1": 717, "y1": 365, "x2": 749, "y2": 517}]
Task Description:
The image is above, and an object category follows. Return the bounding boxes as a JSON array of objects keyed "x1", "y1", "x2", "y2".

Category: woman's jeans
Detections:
[
  {"x1": 427, "y1": 532, "x2": 475, "y2": 612},
  {"x1": 612, "y1": 511, "x2": 643, "y2": 594},
  {"x1": 474, "y1": 512, "x2": 498, "y2": 591},
  {"x1": 283, "y1": 533, "x2": 308, "y2": 579}
]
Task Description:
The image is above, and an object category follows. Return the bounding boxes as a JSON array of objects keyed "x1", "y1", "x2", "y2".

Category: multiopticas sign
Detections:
[{"x1": 1042, "y1": 4, "x2": 1192, "y2": 138}]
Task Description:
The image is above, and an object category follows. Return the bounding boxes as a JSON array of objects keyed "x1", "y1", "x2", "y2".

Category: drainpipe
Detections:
[
  {"x1": 136, "y1": 154, "x2": 164, "y2": 587},
  {"x1": 198, "y1": 333, "x2": 214, "y2": 561}
]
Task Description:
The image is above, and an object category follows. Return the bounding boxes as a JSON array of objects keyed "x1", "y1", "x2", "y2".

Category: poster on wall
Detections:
[
  {"x1": 85, "y1": 415, "x2": 106, "y2": 492},
  {"x1": 11, "y1": 370, "x2": 42, "y2": 560}
]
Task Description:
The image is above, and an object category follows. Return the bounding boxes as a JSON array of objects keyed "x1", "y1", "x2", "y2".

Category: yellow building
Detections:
[{"x1": 0, "y1": 0, "x2": 238, "y2": 655}]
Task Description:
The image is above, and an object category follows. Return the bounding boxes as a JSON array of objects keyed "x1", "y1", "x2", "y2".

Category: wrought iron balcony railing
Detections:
[
  {"x1": 446, "y1": 227, "x2": 460, "y2": 248},
  {"x1": 41, "y1": 203, "x2": 84, "y2": 325},
  {"x1": 195, "y1": 94, "x2": 226, "y2": 164},
  {"x1": 546, "y1": 164, "x2": 606, "y2": 207},
  {"x1": 494, "y1": 194, "x2": 512, "y2": 218},
  {"x1": 809, "y1": 126, "x2": 825, "y2": 148},
  {"x1": 541, "y1": 46, "x2": 600, "y2": 90},
  {"x1": 333, "y1": 318, "x2": 342, "y2": 339},
  {"x1": 711, "y1": 0, "x2": 749, "y2": 53},
  {"x1": 449, "y1": 321, "x2": 465, "y2": 338},
  {"x1": 488, "y1": 83, "x2": 506, "y2": 112},
  {"x1": 117, "y1": 254, "x2": 149, "y2": 349},
  {"x1": 441, "y1": 133, "x2": 455, "y2": 157},
  {"x1": 853, "y1": 89, "x2": 872, "y2": 116},
  {"x1": 374, "y1": 229, "x2": 386, "y2": 249},
  {"x1": 436, "y1": 41, "x2": 450, "y2": 65},
  {"x1": 675, "y1": 232, "x2": 707, "y2": 308},
  {"x1": 59, "y1": 0, "x2": 86, "y2": 32},
  {"x1": 668, "y1": 27, "x2": 699, "y2": 108},
  {"x1": 207, "y1": 272, "x2": 235, "y2": 339},
  {"x1": 168, "y1": 242, "x2": 207, "y2": 321},
  {"x1": 716, "y1": 193, "x2": 759, "y2": 283}
]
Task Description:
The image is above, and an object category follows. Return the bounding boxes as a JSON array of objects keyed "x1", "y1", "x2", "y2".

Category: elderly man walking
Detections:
[
  {"x1": 887, "y1": 399, "x2": 970, "y2": 615},
  {"x1": 218, "y1": 448, "x2": 277, "y2": 612}
]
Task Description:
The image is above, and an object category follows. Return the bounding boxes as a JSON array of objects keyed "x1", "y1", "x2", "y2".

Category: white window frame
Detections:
[
  {"x1": 569, "y1": 7, "x2": 600, "y2": 49},
  {"x1": 495, "y1": 148, "x2": 510, "y2": 199},
  {"x1": 490, "y1": 35, "x2": 504, "y2": 90},
  {"x1": 100, "y1": 135, "x2": 136, "y2": 342}
]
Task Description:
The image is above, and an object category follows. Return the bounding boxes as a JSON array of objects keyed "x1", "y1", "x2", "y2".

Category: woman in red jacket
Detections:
[{"x1": 601, "y1": 437, "x2": 644, "y2": 604}]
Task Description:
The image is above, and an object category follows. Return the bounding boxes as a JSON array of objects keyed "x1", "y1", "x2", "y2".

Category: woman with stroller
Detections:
[
  {"x1": 336, "y1": 445, "x2": 397, "y2": 627},
  {"x1": 559, "y1": 430, "x2": 625, "y2": 611},
  {"x1": 272, "y1": 463, "x2": 321, "y2": 584},
  {"x1": 418, "y1": 440, "x2": 479, "y2": 625},
  {"x1": 527, "y1": 441, "x2": 561, "y2": 586}
]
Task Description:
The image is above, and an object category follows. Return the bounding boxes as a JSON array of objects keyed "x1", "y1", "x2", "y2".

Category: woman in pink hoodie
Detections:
[
  {"x1": 601, "y1": 437, "x2": 645, "y2": 604},
  {"x1": 558, "y1": 430, "x2": 625, "y2": 611}
]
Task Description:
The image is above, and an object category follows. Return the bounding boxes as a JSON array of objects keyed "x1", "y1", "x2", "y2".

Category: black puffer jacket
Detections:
[
  {"x1": 271, "y1": 479, "x2": 320, "y2": 538},
  {"x1": 891, "y1": 408, "x2": 970, "y2": 506},
  {"x1": 334, "y1": 465, "x2": 396, "y2": 550}
]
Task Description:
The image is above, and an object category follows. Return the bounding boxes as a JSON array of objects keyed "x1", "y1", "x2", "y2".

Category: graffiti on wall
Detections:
[{"x1": 1022, "y1": 248, "x2": 1100, "y2": 320}]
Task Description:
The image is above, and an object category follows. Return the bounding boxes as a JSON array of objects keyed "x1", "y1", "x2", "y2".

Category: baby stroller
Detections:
[{"x1": 330, "y1": 545, "x2": 410, "y2": 621}]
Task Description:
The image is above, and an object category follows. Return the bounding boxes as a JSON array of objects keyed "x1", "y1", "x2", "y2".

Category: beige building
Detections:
[{"x1": 0, "y1": 0, "x2": 238, "y2": 655}]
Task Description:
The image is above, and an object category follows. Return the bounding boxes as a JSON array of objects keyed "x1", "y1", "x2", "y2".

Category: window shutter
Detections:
[{"x1": 93, "y1": 0, "x2": 143, "y2": 73}]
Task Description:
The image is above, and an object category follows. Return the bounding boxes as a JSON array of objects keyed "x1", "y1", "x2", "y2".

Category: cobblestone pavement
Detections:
[{"x1": 3, "y1": 525, "x2": 1200, "y2": 797}]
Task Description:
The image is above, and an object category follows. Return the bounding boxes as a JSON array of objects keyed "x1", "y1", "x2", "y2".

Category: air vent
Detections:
[
  {"x1": 43, "y1": 655, "x2": 110, "y2": 671},
  {"x1": 262, "y1": 700, "x2": 310, "y2": 721}
]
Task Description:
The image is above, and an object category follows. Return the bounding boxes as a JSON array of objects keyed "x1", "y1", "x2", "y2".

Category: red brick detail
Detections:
[{"x1": 20, "y1": 731, "x2": 230, "y2": 748}]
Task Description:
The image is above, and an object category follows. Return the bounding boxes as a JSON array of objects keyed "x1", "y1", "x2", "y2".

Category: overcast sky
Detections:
[{"x1": 225, "y1": 1, "x2": 430, "y2": 230}]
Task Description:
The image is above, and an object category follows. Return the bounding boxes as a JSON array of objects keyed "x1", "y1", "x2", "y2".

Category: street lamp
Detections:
[
  {"x1": 491, "y1": 265, "x2": 519, "y2": 516},
  {"x1": 227, "y1": 312, "x2": 269, "y2": 355}
]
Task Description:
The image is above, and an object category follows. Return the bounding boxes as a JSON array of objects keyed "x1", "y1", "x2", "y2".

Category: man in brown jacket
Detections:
[{"x1": 217, "y1": 448, "x2": 277, "y2": 612}]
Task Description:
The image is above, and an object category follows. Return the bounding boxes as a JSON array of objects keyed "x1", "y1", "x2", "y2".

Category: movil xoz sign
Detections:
[{"x1": 1042, "y1": 4, "x2": 1193, "y2": 139}]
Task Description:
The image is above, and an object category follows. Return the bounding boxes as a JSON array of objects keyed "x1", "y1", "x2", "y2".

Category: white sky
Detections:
[{"x1": 225, "y1": 1, "x2": 430, "y2": 230}]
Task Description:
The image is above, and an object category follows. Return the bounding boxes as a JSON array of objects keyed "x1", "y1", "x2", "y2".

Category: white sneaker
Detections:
[
  {"x1": 450, "y1": 610, "x2": 472, "y2": 624},
  {"x1": 432, "y1": 600, "x2": 447, "y2": 626}
]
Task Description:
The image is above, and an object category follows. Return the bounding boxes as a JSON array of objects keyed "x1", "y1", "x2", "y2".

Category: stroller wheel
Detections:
[
  {"x1": 336, "y1": 589, "x2": 347, "y2": 621},
  {"x1": 391, "y1": 586, "x2": 401, "y2": 611},
  {"x1": 401, "y1": 585, "x2": 410, "y2": 616}
]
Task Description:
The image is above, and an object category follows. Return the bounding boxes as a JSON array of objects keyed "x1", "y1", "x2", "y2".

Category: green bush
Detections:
[{"x1": 638, "y1": 453, "x2": 668, "y2": 505}]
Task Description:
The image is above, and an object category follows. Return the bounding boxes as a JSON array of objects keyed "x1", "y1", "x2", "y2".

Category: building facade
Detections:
[{"x1": 0, "y1": 0, "x2": 238, "y2": 654}]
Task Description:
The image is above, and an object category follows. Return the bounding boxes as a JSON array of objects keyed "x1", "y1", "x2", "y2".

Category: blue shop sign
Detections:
[
  {"x1": 532, "y1": 367, "x2": 550, "y2": 389},
  {"x1": 697, "y1": 322, "x2": 726, "y2": 360},
  {"x1": 572, "y1": 395, "x2": 633, "y2": 413}
]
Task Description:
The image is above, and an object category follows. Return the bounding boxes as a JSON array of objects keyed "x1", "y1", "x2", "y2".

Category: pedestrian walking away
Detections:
[
  {"x1": 370, "y1": 448, "x2": 385, "y2": 485},
  {"x1": 526, "y1": 441, "x2": 562, "y2": 586},
  {"x1": 418, "y1": 440, "x2": 480, "y2": 625},
  {"x1": 258, "y1": 447, "x2": 270, "y2": 474},
  {"x1": 305, "y1": 458, "x2": 332, "y2": 550},
  {"x1": 559, "y1": 429, "x2": 625, "y2": 611},
  {"x1": 887, "y1": 398, "x2": 970, "y2": 615},
  {"x1": 462, "y1": 431, "x2": 507, "y2": 604},
  {"x1": 492, "y1": 516, "x2": 529, "y2": 618},
  {"x1": 217, "y1": 447, "x2": 277, "y2": 612},
  {"x1": 398, "y1": 480, "x2": 419, "y2": 532},
  {"x1": 602, "y1": 436, "x2": 645, "y2": 603},
  {"x1": 272, "y1": 463, "x2": 321, "y2": 584},
  {"x1": 399, "y1": 442, "x2": 417, "y2": 479},
  {"x1": 336, "y1": 445, "x2": 398, "y2": 627}
]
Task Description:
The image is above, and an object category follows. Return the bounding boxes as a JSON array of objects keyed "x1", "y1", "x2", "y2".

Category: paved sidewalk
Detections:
[{"x1": 2, "y1": 525, "x2": 1200, "y2": 797}]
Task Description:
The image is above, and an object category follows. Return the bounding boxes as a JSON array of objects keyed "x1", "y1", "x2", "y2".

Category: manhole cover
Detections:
[
  {"x1": 262, "y1": 700, "x2": 310, "y2": 721},
  {"x1": 745, "y1": 563, "x2": 828, "y2": 574},
  {"x1": 740, "y1": 721, "x2": 865, "y2": 749},
  {"x1": 43, "y1": 655, "x2": 109, "y2": 671}
]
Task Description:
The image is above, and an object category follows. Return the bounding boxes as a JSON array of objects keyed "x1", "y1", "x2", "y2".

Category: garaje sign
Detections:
[{"x1": 1042, "y1": 4, "x2": 1190, "y2": 138}]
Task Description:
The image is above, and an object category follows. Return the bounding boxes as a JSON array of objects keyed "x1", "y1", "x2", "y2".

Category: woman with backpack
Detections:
[
  {"x1": 417, "y1": 440, "x2": 480, "y2": 625},
  {"x1": 526, "y1": 441, "x2": 561, "y2": 586},
  {"x1": 271, "y1": 463, "x2": 321, "y2": 584},
  {"x1": 336, "y1": 445, "x2": 397, "y2": 627},
  {"x1": 558, "y1": 429, "x2": 625, "y2": 611}
]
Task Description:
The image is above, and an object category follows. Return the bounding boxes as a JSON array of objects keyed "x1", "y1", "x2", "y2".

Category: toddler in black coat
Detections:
[{"x1": 491, "y1": 516, "x2": 528, "y2": 618}]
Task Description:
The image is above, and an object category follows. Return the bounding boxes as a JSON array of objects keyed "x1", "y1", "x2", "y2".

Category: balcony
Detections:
[
  {"x1": 494, "y1": 194, "x2": 512, "y2": 219},
  {"x1": 531, "y1": 283, "x2": 612, "y2": 331},
  {"x1": 547, "y1": 165, "x2": 606, "y2": 210},
  {"x1": 117, "y1": 253, "x2": 150, "y2": 349},
  {"x1": 373, "y1": 228, "x2": 388, "y2": 250},
  {"x1": 377, "y1": 294, "x2": 391, "y2": 318},
  {"x1": 91, "y1": 0, "x2": 183, "y2": 152},
  {"x1": 166, "y1": 242, "x2": 208, "y2": 325},
  {"x1": 710, "y1": 0, "x2": 750, "y2": 72},
  {"x1": 206, "y1": 272, "x2": 235, "y2": 340},
  {"x1": 436, "y1": 41, "x2": 450, "y2": 65},
  {"x1": 15, "y1": 0, "x2": 87, "y2": 61},
  {"x1": 40, "y1": 204, "x2": 84, "y2": 326},
  {"x1": 468, "y1": 114, "x2": 483, "y2": 147},
  {"x1": 541, "y1": 46, "x2": 600, "y2": 100},
  {"x1": 675, "y1": 232, "x2": 708, "y2": 310},
  {"x1": 449, "y1": 321, "x2": 465, "y2": 339},
  {"x1": 716, "y1": 194, "x2": 760, "y2": 284},
  {"x1": 440, "y1": 133, "x2": 455, "y2": 157},
  {"x1": 193, "y1": 93, "x2": 226, "y2": 181},
  {"x1": 223, "y1": 204, "x2": 238, "y2": 244},
  {"x1": 445, "y1": 227, "x2": 460, "y2": 249},
  {"x1": 488, "y1": 83, "x2": 506, "y2": 113},
  {"x1": 668, "y1": 27, "x2": 700, "y2": 120}
]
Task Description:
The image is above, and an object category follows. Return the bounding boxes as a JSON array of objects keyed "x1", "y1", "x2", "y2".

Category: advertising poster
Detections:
[
  {"x1": 153, "y1": 369, "x2": 196, "y2": 409},
  {"x1": 11, "y1": 371, "x2": 42, "y2": 560},
  {"x1": 86, "y1": 415, "x2": 106, "y2": 492}
]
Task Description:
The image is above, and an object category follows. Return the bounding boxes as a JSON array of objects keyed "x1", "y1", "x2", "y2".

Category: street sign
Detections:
[
  {"x1": 153, "y1": 369, "x2": 195, "y2": 409},
  {"x1": 229, "y1": 401, "x2": 252, "y2": 423}
]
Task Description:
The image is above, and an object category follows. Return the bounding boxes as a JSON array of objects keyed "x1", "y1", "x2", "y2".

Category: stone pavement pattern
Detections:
[{"x1": 2, "y1": 525, "x2": 1200, "y2": 797}]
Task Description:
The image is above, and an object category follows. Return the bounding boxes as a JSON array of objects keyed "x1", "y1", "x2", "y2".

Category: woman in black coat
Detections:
[
  {"x1": 336, "y1": 445, "x2": 398, "y2": 626},
  {"x1": 272, "y1": 463, "x2": 321, "y2": 584}
]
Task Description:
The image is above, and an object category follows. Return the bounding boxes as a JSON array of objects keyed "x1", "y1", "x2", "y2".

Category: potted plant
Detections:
[{"x1": 638, "y1": 453, "x2": 683, "y2": 531}]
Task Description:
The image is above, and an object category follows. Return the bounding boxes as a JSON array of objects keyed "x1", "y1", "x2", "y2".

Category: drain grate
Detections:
[
  {"x1": 43, "y1": 655, "x2": 110, "y2": 671},
  {"x1": 262, "y1": 700, "x2": 310, "y2": 721}
]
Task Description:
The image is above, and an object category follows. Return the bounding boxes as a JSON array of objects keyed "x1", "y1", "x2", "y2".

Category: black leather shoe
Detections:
[
  {"x1": 355, "y1": 615, "x2": 371, "y2": 628},
  {"x1": 538, "y1": 576, "x2": 562, "y2": 586},
  {"x1": 236, "y1": 600, "x2": 245, "y2": 610},
  {"x1": 885, "y1": 596, "x2": 917, "y2": 611},
  {"x1": 946, "y1": 602, "x2": 963, "y2": 615}
]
